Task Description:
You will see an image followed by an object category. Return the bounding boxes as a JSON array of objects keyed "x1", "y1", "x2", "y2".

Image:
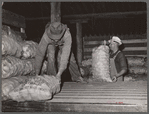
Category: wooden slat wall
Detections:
[{"x1": 83, "y1": 34, "x2": 147, "y2": 59}]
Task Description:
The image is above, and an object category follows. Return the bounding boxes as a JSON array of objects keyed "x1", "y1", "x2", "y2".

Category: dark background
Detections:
[{"x1": 2, "y1": 2, "x2": 147, "y2": 42}]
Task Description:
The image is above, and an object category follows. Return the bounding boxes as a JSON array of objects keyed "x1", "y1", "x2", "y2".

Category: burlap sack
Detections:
[
  {"x1": 22, "y1": 41, "x2": 38, "y2": 59},
  {"x1": 129, "y1": 66, "x2": 147, "y2": 75},
  {"x1": 2, "y1": 56, "x2": 35, "y2": 78},
  {"x1": 2, "y1": 76, "x2": 28, "y2": 99},
  {"x1": 82, "y1": 59, "x2": 92, "y2": 67},
  {"x1": 2, "y1": 35, "x2": 23, "y2": 57},
  {"x1": 2, "y1": 25, "x2": 26, "y2": 57},
  {"x1": 9, "y1": 75, "x2": 60, "y2": 102},
  {"x1": 92, "y1": 45, "x2": 112, "y2": 82},
  {"x1": 81, "y1": 59, "x2": 93, "y2": 76},
  {"x1": 127, "y1": 56, "x2": 145, "y2": 67}
]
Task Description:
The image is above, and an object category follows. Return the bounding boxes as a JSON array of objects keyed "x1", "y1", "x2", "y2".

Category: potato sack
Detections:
[
  {"x1": 9, "y1": 75, "x2": 60, "y2": 102},
  {"x1": 92, "y1": 45, "x2": 112, "y2": 82}
]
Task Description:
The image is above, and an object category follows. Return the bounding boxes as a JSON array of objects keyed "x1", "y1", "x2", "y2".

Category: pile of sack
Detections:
[
  {"x1": 127, "y1": 56, "x2": 147, "y2": 75},
  {"x1": 2, "y1": 25, "x2": 60, "y2": 102},
  {"x1": 2, "y1": 25, "x2": 42, "y2": 78}
]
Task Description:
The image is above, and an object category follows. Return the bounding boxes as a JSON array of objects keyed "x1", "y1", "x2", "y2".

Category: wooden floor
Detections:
[{"x1": 2, "y1": 80, "x2": 147, "y2": 112}]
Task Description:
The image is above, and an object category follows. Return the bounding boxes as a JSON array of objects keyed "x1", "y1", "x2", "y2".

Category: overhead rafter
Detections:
[
  {"x1": 63, "y1": 11, "x2": 146, "y2": 19},
  {"x1": 25, "y1": 11, "x2": 146, "y2": 21}
]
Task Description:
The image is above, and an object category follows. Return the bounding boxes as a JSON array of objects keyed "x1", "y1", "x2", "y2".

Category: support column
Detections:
[
  {"x1": 51, "y1": 2, "x2": 61, "y2": 22},
  {"x1": 76, "y1": 22, "x2": 83, "y2": 66}
]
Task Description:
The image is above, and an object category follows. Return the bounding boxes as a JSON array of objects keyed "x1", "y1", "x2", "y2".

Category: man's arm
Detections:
[
  {"x1": 56, "y1": 29, "x2": 72, "y2": 78},
  {"x1": 116, "y1": 69, "x2": 127, "y2": 78},
  {"x1": 35, "y1": 31, "x2": 50, "y2": 75}
]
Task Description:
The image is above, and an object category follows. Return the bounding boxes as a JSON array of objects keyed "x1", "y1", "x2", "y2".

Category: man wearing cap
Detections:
[
  {"x1": 108, "y1": 36, "x2": 128, "y2": 82},
  {"x1": 35, "y1": 22, "x2": 85, "y2": 83}
]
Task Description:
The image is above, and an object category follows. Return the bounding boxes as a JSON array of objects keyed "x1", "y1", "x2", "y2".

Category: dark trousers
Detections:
[{"x1": 47, "y1": 45, "x2": 82, "y2": 81}]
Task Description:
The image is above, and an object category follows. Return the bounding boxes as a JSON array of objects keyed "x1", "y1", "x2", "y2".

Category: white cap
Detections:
[{"x1": 108, "y1": 36, "x2": 122, "y2": 46}]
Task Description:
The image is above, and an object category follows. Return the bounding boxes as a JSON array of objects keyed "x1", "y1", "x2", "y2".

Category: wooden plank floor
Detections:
[{"x1": 2, "y1": 80, "x2": 147, "y2": 112}]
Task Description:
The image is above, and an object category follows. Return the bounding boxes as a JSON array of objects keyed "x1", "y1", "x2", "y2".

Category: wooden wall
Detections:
[{"x1": 83, "y1": 34, "x2": 147, "y2": 60}]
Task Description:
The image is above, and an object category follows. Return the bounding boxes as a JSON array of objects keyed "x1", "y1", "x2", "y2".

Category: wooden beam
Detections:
[
  {"x1": 48, "y1": 103, "x2": 147, "y2": 112},
  {"x1": 25, "y1": 18, "x2": 89, "y2": 23},
  {"x1": 84, "y1": 47, "x2": 147, "y2": 53},
  {"x1": 69, "y1": 19, "x2": 89, "y2": 24},
  {"x1": 51, "y1": 2, "x2": 61, "y2": 22},
  {"x1": 2, "y1": 9, "x2": 26, "y2": 28},
  {"x1": 2, "y1": 101, "x2": 147, "y2": 112},
  {"x1": 63, "y1": 11, "x2": 146, "y2": 19},
  {"x1": 84, "y1": 39, "x2": 147, "y2": 45},
  {"x1": 25, "y1": 11, "x2": 146, "y2": 21},
  {"x1": 84, "y1": 55, "x2": 147, "y2": 59},
  {"x1": 76, "y1": 22, "x2": 83, "y2": 66},
  {"x1": 25, "y1": 17, "x2": 50, "y2": 21}
]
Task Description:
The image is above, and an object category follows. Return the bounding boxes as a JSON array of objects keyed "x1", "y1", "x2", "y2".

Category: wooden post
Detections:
[
  {"x1": 76, "y1": 22, "x2": 83, "y2": 66},
  {"x1": 51, "y1": 2, "x2": 61, "y2": 22}
]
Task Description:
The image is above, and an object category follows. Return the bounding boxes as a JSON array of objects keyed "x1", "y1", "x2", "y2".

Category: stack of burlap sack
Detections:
[
  {"x1": 81, "y1": 45, "x2": 147, "y2": 82},
  {"x1": 2, "y1": 25, "x2": 41, "y2": 78},
  {"x1": 127, "y1": 56, "x2": 147, "y2": 75},
  {"x1": 2, "y1": 25, "x2": 60, "y2": 102}
]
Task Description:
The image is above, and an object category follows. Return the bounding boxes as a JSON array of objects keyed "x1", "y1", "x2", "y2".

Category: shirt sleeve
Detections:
[
  {"x1": 58, "y1": 29, "x2": 72, "y2": 74},
  {"x1": 35, "y1": 31, "x2": 50, "y2": 75},
  {"x1": 117, "y1": 52, "x2": 128, "y2": 71}
]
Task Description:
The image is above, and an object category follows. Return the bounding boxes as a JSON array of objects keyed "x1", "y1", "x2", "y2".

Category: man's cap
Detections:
[
  {"x1": 108, "y1": 36, "x2": 122, "y2": 46},
  {"x1": 46, "y1": 22, "x2": 67, "y2": 40}
]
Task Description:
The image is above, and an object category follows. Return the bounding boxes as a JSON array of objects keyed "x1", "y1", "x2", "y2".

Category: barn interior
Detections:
[{"x1": 1, "y1": 2, "x2": 147, "y2": 112}]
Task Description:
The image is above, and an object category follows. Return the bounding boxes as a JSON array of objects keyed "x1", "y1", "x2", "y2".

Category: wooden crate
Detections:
[
  {"x1": 2, "y1": 9, "x2": 26, "y2": 29},
  {"x1": 2, "y1": 9, "x2": 26, "y2": 40}
]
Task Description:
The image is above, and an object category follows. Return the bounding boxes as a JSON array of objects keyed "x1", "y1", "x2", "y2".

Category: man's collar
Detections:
[{"x1": 110, "y1": 49, "x2": 119, "y2": 58}]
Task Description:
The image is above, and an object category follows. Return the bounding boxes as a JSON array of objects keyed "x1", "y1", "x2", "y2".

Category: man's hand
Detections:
[{"x1": 112, "y1": 76, "x2": 117, "y2": 82}]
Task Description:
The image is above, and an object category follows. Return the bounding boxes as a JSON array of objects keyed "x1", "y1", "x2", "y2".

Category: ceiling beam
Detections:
[
  {"x1": 26, "y1": 17, "x2": 50, "y2": 21},
  {"x1": 63, "y1": 11, "x2": 146, "y2": 19},
  {"x1": 69, "y1": 19, "x2": 89, "y2": 24},
  {"x1": 25, "y1": 11, "x2": 146, "y2": 21}
]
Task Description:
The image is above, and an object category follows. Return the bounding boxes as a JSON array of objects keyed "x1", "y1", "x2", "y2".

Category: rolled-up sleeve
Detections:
[
  {"x1": 58, "y1": 29, "x2": 72, "y2": 73},
  {"x1": 35, "y1": 31, "x2": 50, "y2": 74}
]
